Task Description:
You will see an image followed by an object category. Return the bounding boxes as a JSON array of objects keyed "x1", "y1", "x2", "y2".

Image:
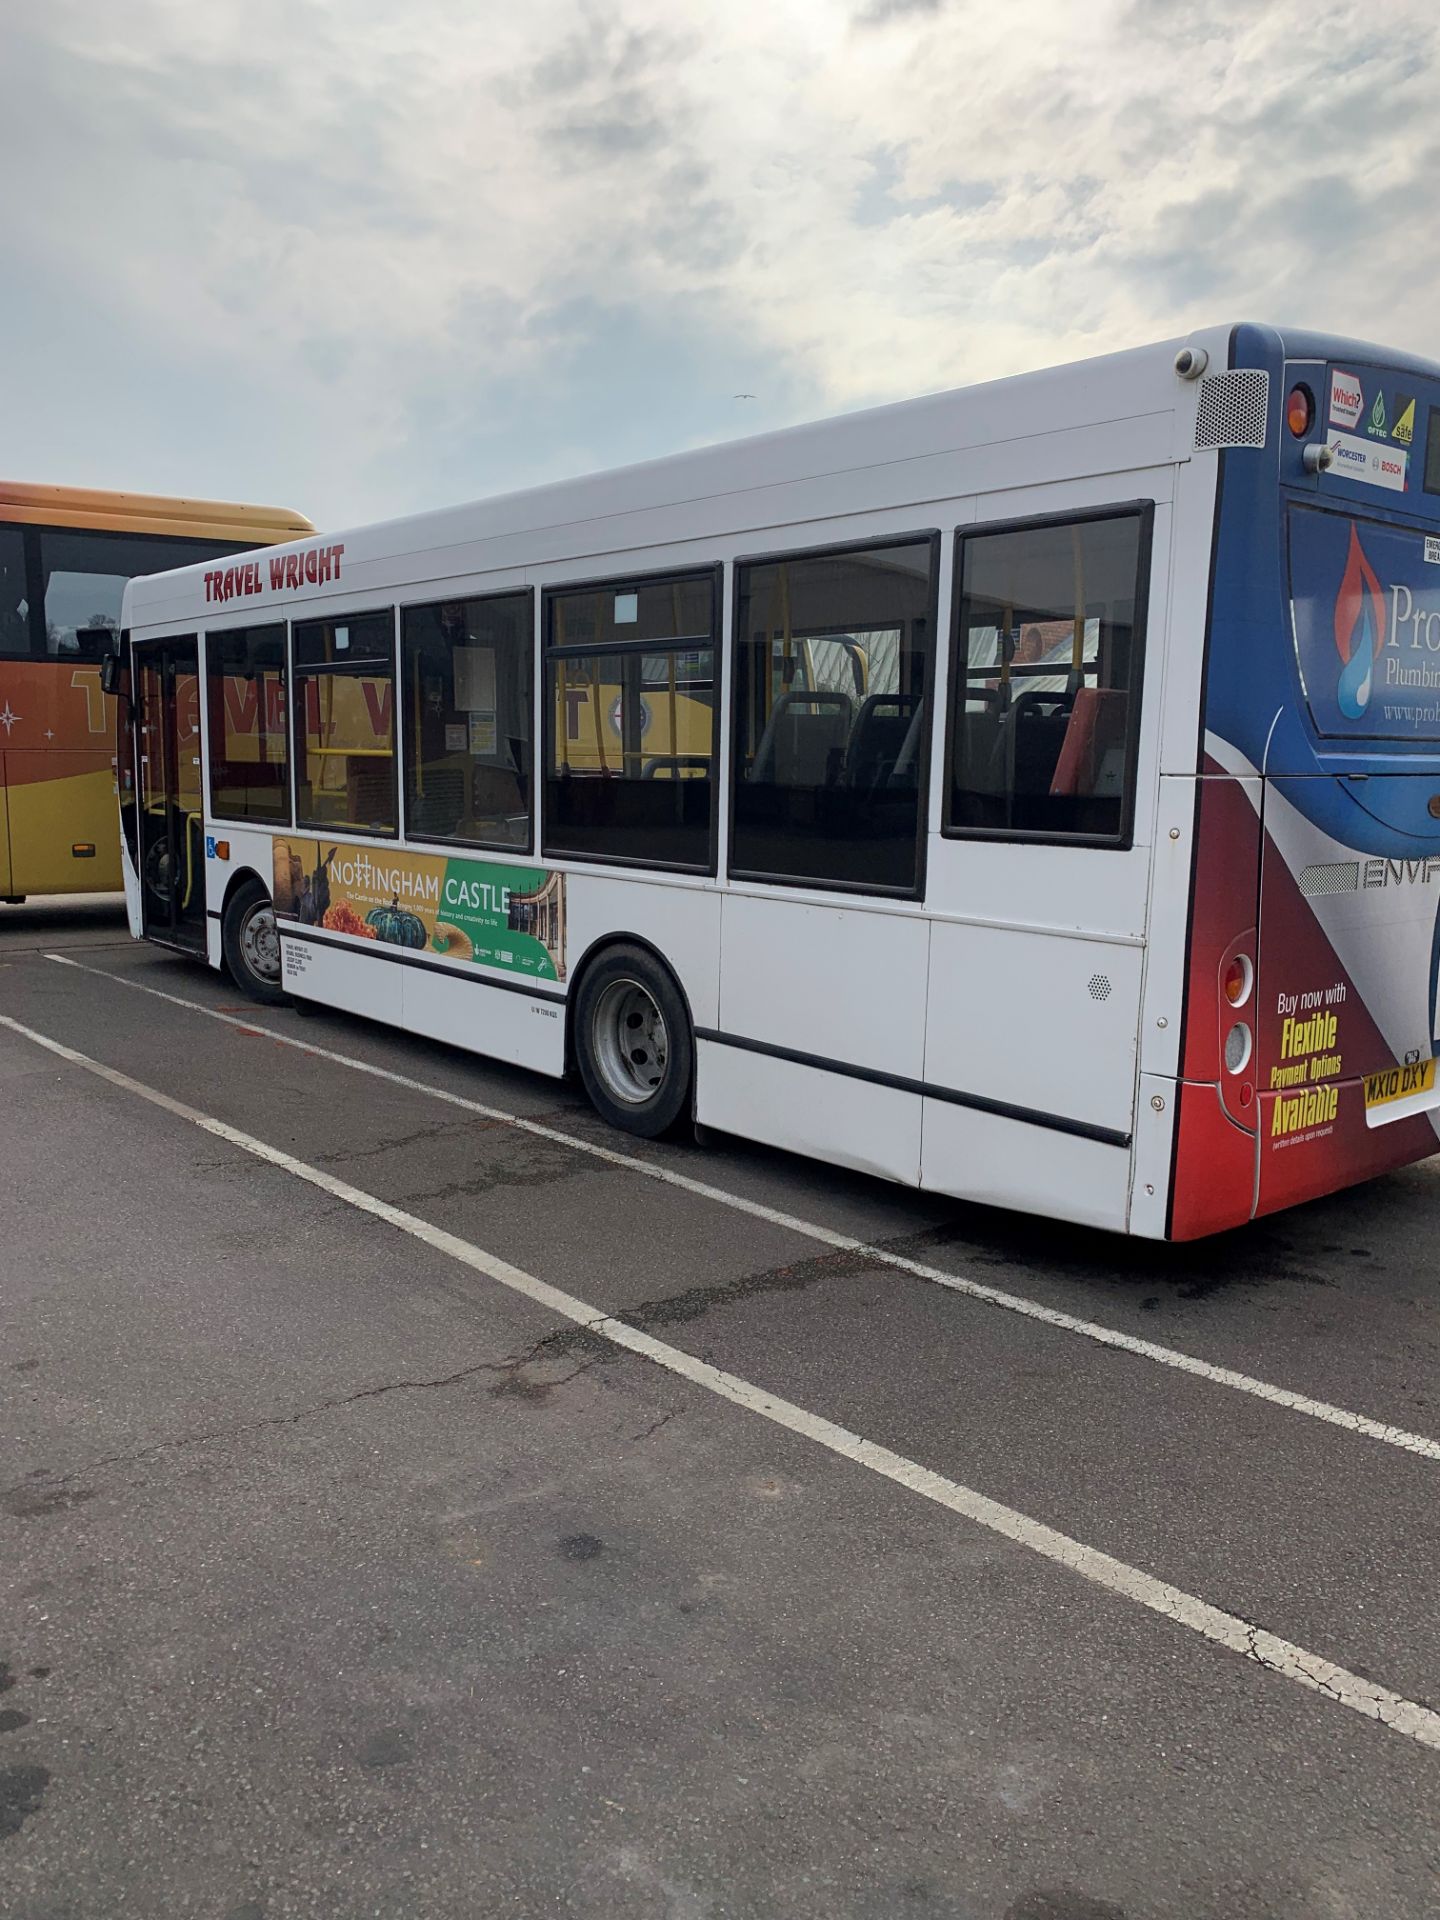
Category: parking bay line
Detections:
[
  {"x1": 4, "y1": 1006, "x2": 1439, "y2": 1756},
  {"x1": 42, "y1": 951, "x2": 1440, "y2": 1468}
]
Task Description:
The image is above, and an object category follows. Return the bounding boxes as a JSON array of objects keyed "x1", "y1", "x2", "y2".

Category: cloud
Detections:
[
  {"x1": 2, "y1": 0, "x2": 1438, "y2": 527},
  {"x1": 854, "y1": 0, "x2": 946, "y2": 25}
]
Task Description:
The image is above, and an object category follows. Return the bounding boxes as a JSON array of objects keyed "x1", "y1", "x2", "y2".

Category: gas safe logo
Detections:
[{"x1": 1333, "y1": 523, "x2": 1386, "y2": 718}]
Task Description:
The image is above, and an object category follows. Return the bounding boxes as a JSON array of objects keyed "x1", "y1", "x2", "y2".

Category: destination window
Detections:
[
  {"x1": 543, "y1": 571, "x2": 718, "y2": 870},
  {"x1": 39, "y1": 528, "x2": 245, "y2": 659},
  {"x1": 731, "y1": 536, "x2": 935, "y2": 893},
  {"x1": 401, "y1": 591, "x2": 533, "y2": 851},
  {"x1": 946, "y1": 508, "x2": 1149, "y2": 845},
  {"x1": 292, "y1": 611, "x2": 397, "y2": 836},
  {"x1": 207, "y1": 625, "x2": 289, "y2": 825},
  {"x1": 0, "y1": 526, "x2": 27, "y2": 658}
]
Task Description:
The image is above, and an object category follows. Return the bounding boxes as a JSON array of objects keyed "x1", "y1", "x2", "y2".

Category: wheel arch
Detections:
[{"x1": 219, "y1": 863, "x2": 272, "y2": 924}]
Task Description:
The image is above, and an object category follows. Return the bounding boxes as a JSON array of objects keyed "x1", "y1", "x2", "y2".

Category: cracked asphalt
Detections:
[{"x1": 2, "y1": 898, "x2": 1439, "y2": 1920}]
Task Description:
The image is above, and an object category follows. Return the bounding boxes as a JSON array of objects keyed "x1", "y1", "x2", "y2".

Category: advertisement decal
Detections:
[
  {"x1": 1324, "y1": 430, "x2": 1408, "y2": 492},
  {"x1": 1290, "y1": 509, "x2": 1440, "y2": 736},
  {"x1": 272, "y1": 837, "x2": 566, "y2": 981}
]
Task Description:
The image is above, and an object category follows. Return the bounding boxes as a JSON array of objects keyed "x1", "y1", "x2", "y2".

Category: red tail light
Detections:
[{"x1": 1223, "y1": 954, "x2": 1253, "y2": 1007}]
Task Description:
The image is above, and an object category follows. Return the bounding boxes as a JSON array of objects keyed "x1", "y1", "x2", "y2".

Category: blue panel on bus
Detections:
[
  {"x1": 1315, "y1": 361, "x2": 1422, "y2": 503},
  {"x1": 1290, "y1": 506, "x2": 1440, "y2": 741},
  {"x1": 1200, "y1": 325, "x2": 1440, "y2": 850}
]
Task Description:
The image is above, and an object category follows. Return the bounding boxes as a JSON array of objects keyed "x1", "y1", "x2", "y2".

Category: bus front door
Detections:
[{"x1": 135, "y1": 637, "x2": 206, "y2": 954}]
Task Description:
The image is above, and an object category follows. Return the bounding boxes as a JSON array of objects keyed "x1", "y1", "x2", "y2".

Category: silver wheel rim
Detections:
[
  {"x1": 592, "y1": 977, "x2": 668, "y2": 1106},
  {"x1": 239, "y1": 899, "x2": 281, "y2": 984}
]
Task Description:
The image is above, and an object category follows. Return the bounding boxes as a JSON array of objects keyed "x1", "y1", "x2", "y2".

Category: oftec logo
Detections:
[
  {"x1": 1334, "y1": 522, "x2": 1386, "y2": 718},
  {"x1": 1330, "y1": 369, "x2": 1363, "y2": 429}
]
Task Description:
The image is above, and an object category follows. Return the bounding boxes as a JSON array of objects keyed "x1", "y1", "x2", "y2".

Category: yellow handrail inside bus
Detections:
[{"x1": 590, "y1": 659, "x2": 608, "y2": 774}]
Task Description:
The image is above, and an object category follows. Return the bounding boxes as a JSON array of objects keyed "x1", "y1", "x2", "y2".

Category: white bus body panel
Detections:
[
  {"x1": 565, "y1": 873, "x2": 724, "y2": 1032},
  {"x1": 919, "y1": 1104, "x2": 1133, "y2": 1232},
  {"x1": 400, "y1": 963, "x2": 562, "y2": 1077},
  {"x1": 281, "y1": 931, "x2": 401, "y2": 1027},
  {"x1": 697, "y1": 1040, "x2": 923, "y2": 1187},
  {"x1": 706, "y1": 891, "x2": 931, "y2": 1185}
]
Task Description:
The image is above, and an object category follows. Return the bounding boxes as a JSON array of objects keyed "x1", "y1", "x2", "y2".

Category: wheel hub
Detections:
[
  {"x1": 592, "y1": 978, "x2": 668, "y2": 1105},
  {"x1": 239, "y1": 900, "x2": 281, "y2": 983}
]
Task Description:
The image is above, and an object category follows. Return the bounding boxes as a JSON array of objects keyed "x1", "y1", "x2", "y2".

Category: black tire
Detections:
[
  {"x1": 573, "y1": 943, "x2": 693, "y2": 1139},
  {"x1": 221, "y1": 878, "x2": 288, "y2": 1006}
]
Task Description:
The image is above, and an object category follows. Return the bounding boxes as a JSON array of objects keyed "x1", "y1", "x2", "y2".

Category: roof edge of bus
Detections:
[
  {"x1": 131, "y1": 319, "x2": 1439, "y2": 605},
  {"x1": 1250, "y1": 323, "x2": 1440, "y2": 386},
  {"x1": 180, "y1": 330, "x2": 1207, "y2": 567},
  {"x1": 0, "y1": 480, "x2": 314, "y2": 540}
]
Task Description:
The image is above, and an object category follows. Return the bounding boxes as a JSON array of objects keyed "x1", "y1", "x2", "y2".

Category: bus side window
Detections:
[
  {"x1": 731, "y1": 537, "x2": 935, "y2": 894},
  {"x1": 945, "y1": 509, "x2": 1149, "y2": 847},
  {"x1": 0, "y1": 526, "x2": 29, "y2": 658},
  {"x1": 401, "y1": 590, "x2": 533, "y2": 852},
  {"x1": 206, "y1": 624, "x2": 290, "y2": 826},
  {"x1": 542, "y1": 571, "x2": 719, "y2": 872},
  {"x1": 292, "y1": 611, "x2": 398, "y2": 837}
]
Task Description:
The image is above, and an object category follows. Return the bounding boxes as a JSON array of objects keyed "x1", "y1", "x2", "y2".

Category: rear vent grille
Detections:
[
  {"x1": 1194, "y1": 368, "x2": 1270, "y2": 450},
  {"x1": 1088, "y1": 973, "x2": 1112, "y2": 1002},
  {"x1": 1299, "y1": 861, "x2": 1360, "y2": 899}
]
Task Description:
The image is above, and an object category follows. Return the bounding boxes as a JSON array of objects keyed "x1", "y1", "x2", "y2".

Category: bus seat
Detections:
[
  {"x1": 887, "y1": 697, "x2": 928, "y2": 789},
  {"x1": 1050, "y1": 687, "x2": 1128, "y2": 796},
  {"x1": 846, "y1": 692, "x2": 919, "y2": 790},
  {"x1": 988, "y1": 687, "x2": 1073, "y2": 802},
  {"x1": 751, "y1": 691, "x2": 853, "y2": 786},
  {"x1": 641, "y1": 755, "x2": 711, "y2": 779}
]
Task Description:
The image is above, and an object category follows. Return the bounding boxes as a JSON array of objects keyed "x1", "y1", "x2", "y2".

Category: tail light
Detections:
[
  {"x1": 1217, "y1": 939, "x2": 1258, "y2": 1127},
  {"x1": 1286, "y1": 383, "x2": 1315, "y2": 437},
  {"x1": 1223, "y1": 953, "x2": 1253, "y2": 1007}
]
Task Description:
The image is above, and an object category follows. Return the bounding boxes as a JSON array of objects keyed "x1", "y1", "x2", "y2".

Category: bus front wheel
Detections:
[
  {"x1": 574, "y1": 944, "x2": 693, "y2": 1139},
  {"x1": 222, "y1": 878, "x2": 287, "y2": 1007}
]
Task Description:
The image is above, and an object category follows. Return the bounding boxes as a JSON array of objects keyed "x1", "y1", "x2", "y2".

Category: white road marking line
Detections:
[
  {"x1": 4, "y1": 1005, "x2": 1438, "y2": 1756},
  {"x1": 41, "y1": 951, "x2": 1440, "y2": 1467}
]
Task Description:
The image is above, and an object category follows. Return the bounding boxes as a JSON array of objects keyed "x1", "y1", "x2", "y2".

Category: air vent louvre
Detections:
[
  {"x1": 1299, "y1": 861, "x2": 1360, "y2": 898},
  {"x1": 1194, "y1": 368, "x2": 1270, "y2": 450}
]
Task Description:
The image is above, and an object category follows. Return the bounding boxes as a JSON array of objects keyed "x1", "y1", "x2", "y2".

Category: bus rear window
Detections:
[
  {"x1": 1426, "y1": 406, "x2": 1440, "y2": 495},
  {"x1": 1289, "y1": 507, "x2": 1440, "y2": 739}
]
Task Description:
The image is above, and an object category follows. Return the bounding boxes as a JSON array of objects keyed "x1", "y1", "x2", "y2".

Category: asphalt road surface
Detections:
[{"x1": 2, "y1": 897, "x2": 1438, "y2": 1919}]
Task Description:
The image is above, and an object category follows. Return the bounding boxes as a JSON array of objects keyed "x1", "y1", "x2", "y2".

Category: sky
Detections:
[{"x1": 4, "y1": 0, "x2": 1438, "y2": 529}]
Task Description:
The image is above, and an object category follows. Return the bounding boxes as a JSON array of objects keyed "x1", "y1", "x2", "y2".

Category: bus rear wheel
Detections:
[
  {"x1": 574, "y1": 944, "x2": 693, "y2": 1139},
  {"x1": 222, "y1": 878, "x2": 287, "y2": 1007}
]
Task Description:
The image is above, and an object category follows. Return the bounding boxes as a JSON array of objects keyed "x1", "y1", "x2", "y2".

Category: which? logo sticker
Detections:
[{"x1": 1330, "y1": 369, "x2": 1363, "y2": 429}]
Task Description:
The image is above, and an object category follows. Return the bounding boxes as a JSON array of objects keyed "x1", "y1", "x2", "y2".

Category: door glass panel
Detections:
[{"x1": 137, "y1": 640, "x2": 205, "y2": 949}]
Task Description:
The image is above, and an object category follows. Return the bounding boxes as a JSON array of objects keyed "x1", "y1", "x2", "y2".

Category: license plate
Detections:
[{"x1": 1363, "y1": 1057, "x2": 1437, "y2": 1111}]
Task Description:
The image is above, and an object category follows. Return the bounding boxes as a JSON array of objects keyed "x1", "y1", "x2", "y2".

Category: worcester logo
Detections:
[{"x1": 1334, "y1": 523, "x2": 1386, "y2": 719}]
